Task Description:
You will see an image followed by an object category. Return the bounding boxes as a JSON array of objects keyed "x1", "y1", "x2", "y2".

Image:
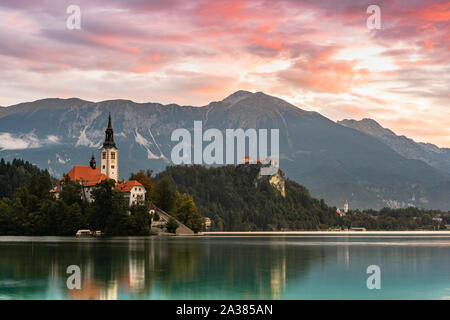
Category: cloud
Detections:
[
  {"x1": 0, "y1": 0, "x2": 448, "y2": 146},
  {"x1": 0, "y1": 132, "x2": 61, "y2": 150}
]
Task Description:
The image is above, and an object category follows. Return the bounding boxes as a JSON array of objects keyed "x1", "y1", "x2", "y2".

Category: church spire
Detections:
[
  {"x1": 89, "y1": 153, "x2": 97, "y2": 169},
  {"x1": 107, "y1": 112, "x2": 113, "y2": 129},
  {"x1": 103, "y1": 112, "x2": 116, "y2": 148}
]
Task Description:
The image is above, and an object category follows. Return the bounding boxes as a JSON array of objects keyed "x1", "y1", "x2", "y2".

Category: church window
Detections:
[
  {"x1": 102, "y1": 152, "x2": 106, "y2": 159},
  {"x1": 111, "y1": 152, "x2": 116, "y2": 159},
  {"x1": 111, "y1": 165, "x2": 115, "y2": 169},
  {"x1": 102, "y1": 165, "x2": 105, "y2": 169}
]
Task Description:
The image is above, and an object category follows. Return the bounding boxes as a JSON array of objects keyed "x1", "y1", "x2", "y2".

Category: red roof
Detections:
[
  {"x1": 117, "y1": 180, "x2": 143, "y2": 192},
  {"x1": 243, "y1": 156, "x2": 269, "y2": 163},
  {"x1": 65, "y1": 166, "x2": 109, "y2": 187},
  {"x1": 50, "y1": 185, "x2": 62, "y2": 193}
]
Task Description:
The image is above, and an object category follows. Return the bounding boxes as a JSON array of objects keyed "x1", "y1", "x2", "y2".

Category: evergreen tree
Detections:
[
  {"x1": 59, "y1": 175, "x2": 83, "y2": 206},
  {"x1": 153, "y1": 177, "x2": 176, "y2": 213},
  {"x1": 87, "y1": 179, "x2": 128, "y2": 233},
  {"x1": 174, "y1": 192, "x2": 203, "y2": 233},
  {"x1": 166, "y1": 217, "x2": 179, "y2": 234}
]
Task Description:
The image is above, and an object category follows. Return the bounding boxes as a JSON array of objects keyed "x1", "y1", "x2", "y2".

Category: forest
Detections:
[
  {"x1": 0, "y1": 159, "x2": 202, "y2": 235},
  {"x1": 155, "y1": 164, "x2": 448, "y2": 231},
  {"x1": 0, "y1": 159, "x2": 448, "y2": 235}
]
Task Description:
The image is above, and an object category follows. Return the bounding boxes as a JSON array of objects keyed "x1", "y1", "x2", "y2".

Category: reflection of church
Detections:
[{"x1": 51, "y1": 113, "x2": 146, "y2": 206}]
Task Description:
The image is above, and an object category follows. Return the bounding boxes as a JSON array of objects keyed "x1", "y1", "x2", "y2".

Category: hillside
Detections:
[
  {"x1": 0, "y1": 158, "x2": 54, "y2": 199},
  {"x1": 155, "y1": 164, "x2": 448, "y2": 231},
  {"x1": 0, "y1": 91, "x2": 449, "y2": 210},
  {"x1": 155, "y1": 164, "x2": 341, "y2": 231}
]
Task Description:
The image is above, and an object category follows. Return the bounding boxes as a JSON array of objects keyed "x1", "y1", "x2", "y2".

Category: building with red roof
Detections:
[
  {"x1": 50, "y1": 113, "x2": 146, "y2": 205},
  {"x1": 117, "y1": 180, "x2": 146, "y2": 206},
  {"x1": 66, "y1": 165, "x2": 109, "y2": 187}
]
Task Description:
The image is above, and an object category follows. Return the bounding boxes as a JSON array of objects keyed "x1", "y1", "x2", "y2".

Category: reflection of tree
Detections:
[
  {"x1": 0, "y1": 239, "x2": 137, "y2": 299},
  {"x1": 154, "y1": 238, "x2": 317, "y2": 299},
  {"x1": 0, "y1": 237, "x2": 318, "y2": 299},
  {"x1": 0, "y1": 237, "x2": 204, "y2": 299}
]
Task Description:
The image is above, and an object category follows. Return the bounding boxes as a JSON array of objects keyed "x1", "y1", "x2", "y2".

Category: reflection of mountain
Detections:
[{"x1": 1, "y1": 92, "x2": 449, "y2": 210}]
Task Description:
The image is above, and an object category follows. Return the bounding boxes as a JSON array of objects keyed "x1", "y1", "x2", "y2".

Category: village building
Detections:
[
  {"x1": 50, "y1": 113, "x2": 146, "y2": 205},
  {"x1": 117, "y1": 180, "x2": 146, "y2": 207}
]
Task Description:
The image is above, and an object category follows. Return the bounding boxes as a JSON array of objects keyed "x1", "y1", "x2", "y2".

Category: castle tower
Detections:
[{"x1": 100, "y1": 113, "x2": 119, "y2": 182}]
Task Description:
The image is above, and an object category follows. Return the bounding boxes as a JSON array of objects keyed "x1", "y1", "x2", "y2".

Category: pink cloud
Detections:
[{"x1": 0, "y1": 0, "x2": 448, "y2": 146}]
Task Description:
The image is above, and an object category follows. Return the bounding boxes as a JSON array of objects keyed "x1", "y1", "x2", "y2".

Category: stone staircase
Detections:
[{"x1": 151, "y1": 207, "x2": 195, "y2": 235}]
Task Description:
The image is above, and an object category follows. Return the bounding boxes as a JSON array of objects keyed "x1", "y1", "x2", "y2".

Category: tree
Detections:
[
  {"x1": 212, "y1": 214, "x2": 224, "y2": 231},
  {"x1": 28, "y1": 175, "x2": 53, "y2": 200},
  {"x1": 174, "y1": 192, "x2": 203, "y2": 233},
  {"x1": 129, "y1": 204, "x2": 152, "y2": 235},
  {"x1": 153, "y1": 177, "x2": 176, "y2": 213},
  {"x1": 60, "y1": 203, "x2": 87, "y2": 235},
  {"x1": 166, "y1": 217, "x2": 179, "y2": 234},
  {"x1": 0, "y1": 158, "x2": 54, "y2": 200},
  {"x1": 0, "y1": 199, "x2": 14, "y2": 235},
  {"x1": 421, "y1": 214, "x2": 433, "y2": 227},
  {"x1": 87, "y1": 179, "x2": 129, "y2": 233},
  {"x1": 59, "y1": 175, "x2": 83, "y2": 206}
]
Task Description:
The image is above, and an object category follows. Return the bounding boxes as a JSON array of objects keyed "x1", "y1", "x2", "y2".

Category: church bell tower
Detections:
[{"x1": 100, "y1": 113, "x2": 119, "y2": 182}]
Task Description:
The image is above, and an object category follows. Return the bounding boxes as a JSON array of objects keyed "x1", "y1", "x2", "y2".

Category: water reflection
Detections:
[
  {"x1": 0, "y1": 237, "x2": 315, "y2": 299},
  {"x1": 0, "y1": 236, "x2": 450, "y2": 299}
]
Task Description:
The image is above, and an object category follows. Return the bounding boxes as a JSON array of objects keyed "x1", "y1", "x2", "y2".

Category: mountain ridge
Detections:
[
  {"x1": 0, "y1": 91, "x2": 449, "y2": 210},
  {"x1": 338, "y1": 118, "x2": 450, "y2": 174}
]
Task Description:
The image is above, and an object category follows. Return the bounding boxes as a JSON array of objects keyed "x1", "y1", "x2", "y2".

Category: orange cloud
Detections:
[
  {"x1": 0, "y1": 0, "x2": 448, "y2": 146},
  {"x1": 194, "y1": 0, "x2": 249, "y2": 24},
  {"x1": 279, "y1": 58, "x2": 369, "y2": 94},
  {"x1": 417, "y1": 2, "x2": 450, "y2": 22},
  {"x1": 424, "y1": 40, "x2": 440, "y2": 50}
]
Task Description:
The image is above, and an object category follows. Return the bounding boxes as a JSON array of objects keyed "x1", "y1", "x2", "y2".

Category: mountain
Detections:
[
  {"x1": 338, "y1": 118, "x2": 450, "y2": 174},
  {"x1": 0, "y1": 91, "x2": 449, "y2": 210}
]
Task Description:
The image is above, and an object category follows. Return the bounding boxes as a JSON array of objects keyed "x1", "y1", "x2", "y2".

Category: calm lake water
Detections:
[{"x1": 1, "y1": 235, "x2": 450, "y2": 300}]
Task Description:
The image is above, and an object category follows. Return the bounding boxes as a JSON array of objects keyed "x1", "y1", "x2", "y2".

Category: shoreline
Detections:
[
  {"x1": 1, "y1": 230, "x2": 450, "y2": 239},
  {"x1": 200, "y1": 230, "x2": 450, "y2": 236}
]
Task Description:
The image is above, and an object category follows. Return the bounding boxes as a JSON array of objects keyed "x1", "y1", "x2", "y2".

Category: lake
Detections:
[{"x1": 1, "y1": 234, "x2": 450, "y2": 300}]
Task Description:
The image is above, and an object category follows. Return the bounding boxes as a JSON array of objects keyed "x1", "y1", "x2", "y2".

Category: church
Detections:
[{"x1": 51, "y1": 113, "x2": 146, "y2": 206}]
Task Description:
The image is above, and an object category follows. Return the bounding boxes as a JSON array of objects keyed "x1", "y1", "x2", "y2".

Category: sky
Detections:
[{"x1": 0, "y1": 0, "x2": 449, "y2": 147}]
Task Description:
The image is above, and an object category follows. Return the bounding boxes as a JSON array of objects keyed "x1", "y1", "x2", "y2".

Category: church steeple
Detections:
[
  {"x1": 103, "y1": 112, "x2": 116, "y2": 148},
  {"x1": 89, "y1": 154, "x2": 96, "y2": 169},
  {"x1": 100, "y1": 112, "x2": 119, "y2": 182}
]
